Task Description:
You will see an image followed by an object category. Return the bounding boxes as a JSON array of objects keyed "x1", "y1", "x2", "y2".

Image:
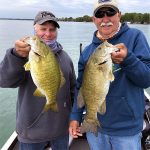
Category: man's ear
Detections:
[
  {"x1": 118, "y1": 12, "x2": 121, "y2": 19},
  {"x1": 92, "y1": 16, "x2": 96, "y2": 24}
]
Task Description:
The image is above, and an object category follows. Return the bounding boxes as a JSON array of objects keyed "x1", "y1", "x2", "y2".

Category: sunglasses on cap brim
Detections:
[{"x1": 95, "y1": 8, "x2": 118, "y2": 18}]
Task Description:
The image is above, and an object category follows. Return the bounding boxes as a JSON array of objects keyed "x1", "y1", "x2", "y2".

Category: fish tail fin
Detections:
[
  {"x1": 43, "y1": 102, "x2": 58, "y2": 112},
  {"x1": 98, "y1": 100, "x2": 106, "y2": 114},
  {"x1": 80, "y1": 119, "x2": 100, "y2": 136},
  {"x1": 77, "y1": 88, "x2": 85, "y2": 108}
]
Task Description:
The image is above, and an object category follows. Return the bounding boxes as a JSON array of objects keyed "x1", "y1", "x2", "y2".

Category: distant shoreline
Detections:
[
  {"x1": 0, "y1": 19, "x2": 149, "y2": 25},
  {"x1": 0, "y1": 13, "x2": 150, "y2": 25}
]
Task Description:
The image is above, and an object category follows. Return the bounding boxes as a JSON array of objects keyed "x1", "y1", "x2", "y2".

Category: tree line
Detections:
[{"x1": 59, "y1": 13, "x2": 150, "y2": 24}]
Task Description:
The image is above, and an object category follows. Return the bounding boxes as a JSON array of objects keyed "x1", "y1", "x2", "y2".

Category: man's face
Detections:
[
  {"x1": 93, "y1": 7, "x2": 121, "y2": 39},
  {"x1": 34, "y1": 21, "x2": 57, "y2": 42}
]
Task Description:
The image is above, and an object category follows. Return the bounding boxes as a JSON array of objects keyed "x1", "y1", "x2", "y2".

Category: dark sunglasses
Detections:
[{"x1": 95, "y1": 8, "x2": 117, "y2": 18}]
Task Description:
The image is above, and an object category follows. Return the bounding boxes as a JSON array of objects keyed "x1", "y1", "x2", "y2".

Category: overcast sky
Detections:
[{"x1": 0, "y1": 0, "x2": 149, "y2": 19}]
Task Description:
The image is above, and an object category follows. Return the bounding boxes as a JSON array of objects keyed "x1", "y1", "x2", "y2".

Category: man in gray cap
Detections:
[
  {"x1": 69, "y1": 0, "x2": 150, "y2": 150},
  {"x1": 0, "y1": 11, "x2": 76, "y2": 150},
  {"x1": 33, "y1": 11, "x2": 60, "y2": 28}
]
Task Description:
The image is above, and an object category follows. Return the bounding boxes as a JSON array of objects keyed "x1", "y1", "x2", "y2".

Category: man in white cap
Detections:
[
  {"x1": 69, "y1": 0, "x2": 150, "y2": 150},
  {"x1": 0, "y1": 11, "x2": 76, "y2": 150}
]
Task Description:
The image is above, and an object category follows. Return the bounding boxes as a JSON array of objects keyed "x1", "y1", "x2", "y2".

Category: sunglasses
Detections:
[{"x1": 95, "y1": 8, "x2": 117, "y2": 18}]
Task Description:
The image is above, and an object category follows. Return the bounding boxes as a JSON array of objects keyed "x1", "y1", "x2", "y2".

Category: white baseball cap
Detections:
[{"x1": 94, "y1": 0, "x2": 119, "y2": 16}]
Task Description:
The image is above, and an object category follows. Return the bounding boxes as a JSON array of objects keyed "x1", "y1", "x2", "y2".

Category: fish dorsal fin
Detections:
[
  {"x1": 98, "y1": 100, "x2": 106, "y2": 115},
  {"x1": 77, "y1": 88, "x2": 85, "y2": 108},
  {"x1": 24, "y1": 61, "x2": 31, "y2": 71}
]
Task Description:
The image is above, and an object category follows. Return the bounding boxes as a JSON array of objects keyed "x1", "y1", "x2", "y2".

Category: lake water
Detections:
[{"x1": 0, "y1": 20, "x2": 150, "y2": 148}]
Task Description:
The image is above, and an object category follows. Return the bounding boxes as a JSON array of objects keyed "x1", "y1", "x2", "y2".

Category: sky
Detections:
[{"x1": 0, "y1": 0, "x2": 149, "y2": 19}]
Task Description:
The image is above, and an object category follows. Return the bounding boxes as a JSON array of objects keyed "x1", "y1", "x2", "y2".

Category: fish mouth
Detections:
[
  {"x1": 33, "y1": 51, "x2": 41, "y2": 56},
  {"x1": 98, "y1": 60, "x2": 107, "y2": 65}
]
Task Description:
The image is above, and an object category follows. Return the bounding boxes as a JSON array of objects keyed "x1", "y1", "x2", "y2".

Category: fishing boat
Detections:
[
  {"x1": 1, "y1": 130, "x2": 90, "y2": 150},
  {"x1": 1, "y1": 90, "x2": 150, "y2": 150}
]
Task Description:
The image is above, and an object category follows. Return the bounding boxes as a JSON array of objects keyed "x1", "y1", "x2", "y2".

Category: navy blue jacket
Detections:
[{"x1": 70, "y1": 23, "x2": 150, "y2": 136}]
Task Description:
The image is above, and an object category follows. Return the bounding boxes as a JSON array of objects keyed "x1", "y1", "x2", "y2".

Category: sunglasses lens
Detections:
[
  {"x1": 95, "y1": 11, "x2": 105, "y2": 18},
  {"x1": 95, "y1": 8, "x2": 117, "y2": 18},
  {"x1": 107, "y1": 9, "x2": 117, "y2": 17}
]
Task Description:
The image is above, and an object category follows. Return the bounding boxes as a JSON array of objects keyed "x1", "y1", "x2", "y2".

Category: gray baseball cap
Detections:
[{"x1": 34, "y1": 11, "x2": 60, "y2": 28}]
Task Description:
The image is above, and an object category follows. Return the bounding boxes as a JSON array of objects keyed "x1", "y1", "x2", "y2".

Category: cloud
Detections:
[
  {"x1": 52, "y1": 0, "x2": 93, "y2": 8},
  {"x1": 117, "y1": 0, "x2": 150, "y2": 13},
  {"x1": 0, "y1": 0, "x2": 149, "y2": 18},
  {"x1": 0, "y1": 0, "x2": 50, "y2": 10}
]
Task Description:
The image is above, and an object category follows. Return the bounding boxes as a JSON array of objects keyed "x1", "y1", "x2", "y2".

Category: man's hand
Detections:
[
  {"x1": 111, "y1": 43, "x2": 128, "y2": 64},
  {"x1": 15, "y1": 38, "x2": 31, "y2": 58},
  {"x1": 69, "y1": 120, "x2": 83, "y2": 138}
]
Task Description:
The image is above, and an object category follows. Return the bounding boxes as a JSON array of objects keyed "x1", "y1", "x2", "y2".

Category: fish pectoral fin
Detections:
[
  {"x1": 77, "y1": 88, "x2": 85, "y2": 108},
  {"x1": 43, "y1": 102, "x2": 58, "y2": 112},
  {"x1": 60, "y1": 70, "x2": 65, "y2": 88},
  {"x1": 33, "y1": 88, "x2": 45, "y2": 97},
  {"x1": 98, "y1": 100, "x2": 106, "y2": 115},
  {"x1": 24, "y1": 61, "x2": 31, "y2": 71},
  {"x1": 108, "y1": 70, "x2": 114, "y2": 81}
]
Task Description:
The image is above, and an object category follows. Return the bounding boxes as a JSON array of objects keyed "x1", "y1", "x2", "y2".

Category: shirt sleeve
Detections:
[{"x1": 121, "y1": 31, "x2": 150, "y2": 88}]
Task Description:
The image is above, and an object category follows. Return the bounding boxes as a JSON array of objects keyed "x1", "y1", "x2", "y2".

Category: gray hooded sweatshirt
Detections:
[{"x1": 0, "y1": 46, "x2": 76, "y2": 143}]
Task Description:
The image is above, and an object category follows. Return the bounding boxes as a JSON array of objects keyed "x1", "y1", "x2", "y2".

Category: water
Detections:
[{"x1": 0, "y1": 20, "x2": 150, "y2": 148}]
